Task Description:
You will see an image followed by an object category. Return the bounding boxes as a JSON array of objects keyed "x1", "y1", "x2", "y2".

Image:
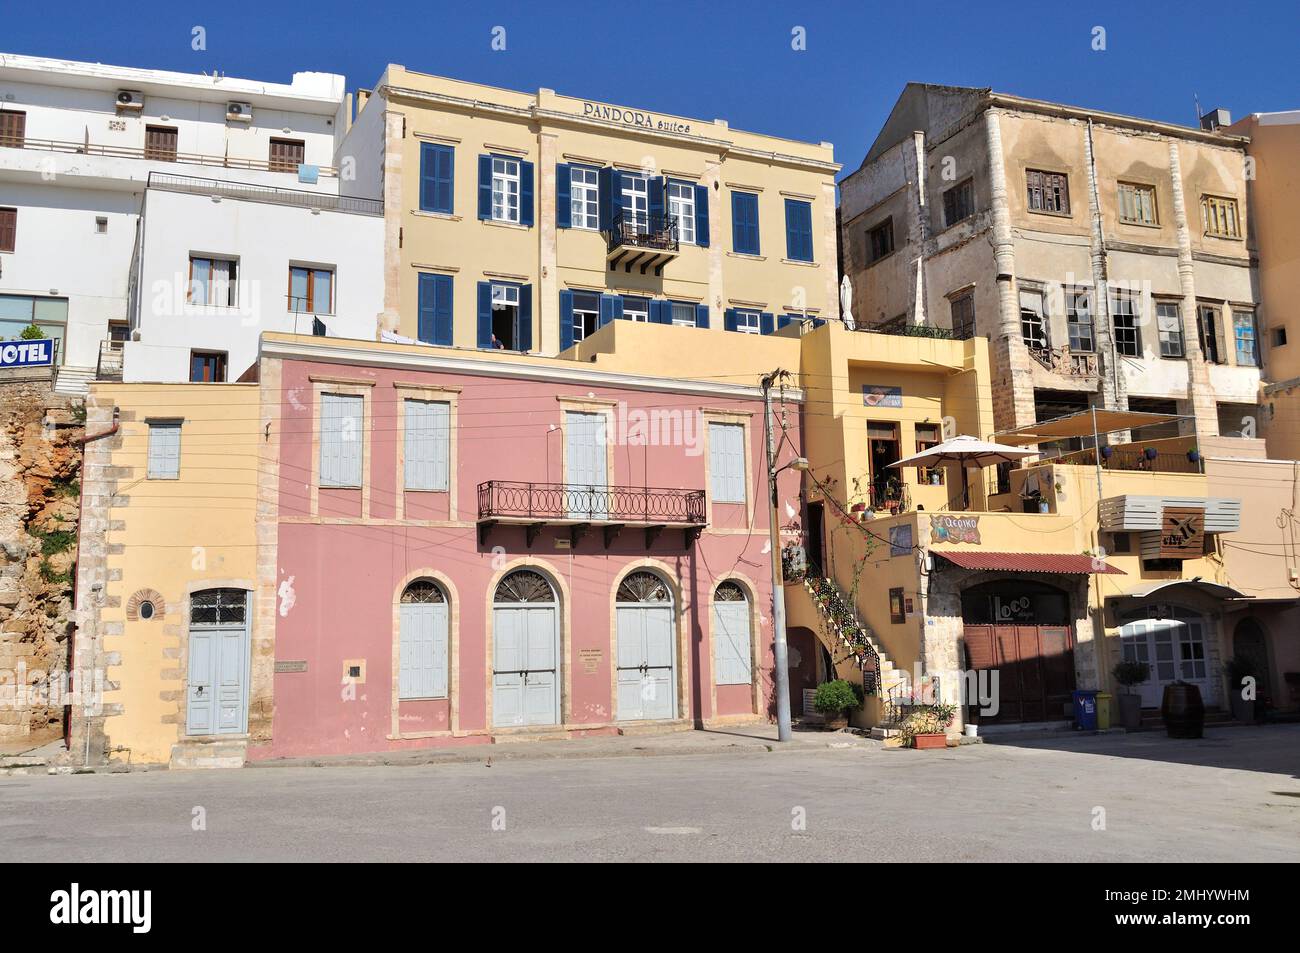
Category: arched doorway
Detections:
[
  {"x1": 1118, "y1": 604, "x2": 1210, "y2": 708},
  {"x1": 615, "y1": 570, "x2": 676, "y2": 721},
  {"x1": 398, "y1": 580, "x2": 449, "y2": 700},
  {"x1": 712, "y1": 581, "x2": 753, "y2": 688},
  {"x1": 186, "y1": 588, "x2": 250, "y2": 735},
  {"x1": 1232, "y1": 616, "x2": 1270, "y2": 700},
  {"x1": 492, "y1": 569, "x2": 560, "y2": 728}
]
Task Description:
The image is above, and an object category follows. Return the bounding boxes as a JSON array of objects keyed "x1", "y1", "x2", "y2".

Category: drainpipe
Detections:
[
  {"x1": 1084, "y1": 119, "x2": 1125, "y2": 428},
  {"x1": 910, "y1": 130, "x2": 929, "y2": 327},
  {"x1": 76, "y1": 405, "x2": 120, "y2": 445}
]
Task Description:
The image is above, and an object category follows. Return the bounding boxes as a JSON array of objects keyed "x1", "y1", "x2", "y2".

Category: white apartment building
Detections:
[{"x1": 0, "y1": 53, "x2": 382, "y2": 389}]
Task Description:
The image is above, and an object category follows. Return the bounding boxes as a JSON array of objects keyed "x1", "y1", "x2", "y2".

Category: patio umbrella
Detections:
[{"x1": 888, "y1": 435, "x2": 1038, "y2": 509}]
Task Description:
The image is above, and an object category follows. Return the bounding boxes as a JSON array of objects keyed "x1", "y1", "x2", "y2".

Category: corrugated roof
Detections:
[{"x1": 935, "y1": 551, "x2": 1125, "y2": 575}]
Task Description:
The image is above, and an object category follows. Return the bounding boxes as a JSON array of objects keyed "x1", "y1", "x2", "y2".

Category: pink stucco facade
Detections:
[{"x1": 248, "y1": 343, "x2": 801, "y2": 760}]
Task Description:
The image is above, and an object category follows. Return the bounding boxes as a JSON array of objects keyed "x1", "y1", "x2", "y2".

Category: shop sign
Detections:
[
  {"x1": 931, "y1": 514, "x2": 981, "y2": 545},
  {"x1": 1159, "y1": 507, "x2": 1204, "y2": 559}
]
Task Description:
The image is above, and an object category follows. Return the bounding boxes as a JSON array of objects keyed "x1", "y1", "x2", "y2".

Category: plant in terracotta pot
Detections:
[
  {"x1": 1223, "y1": 655, "x2": 1259, "y2": 723},
  {"x1": 812, "y1": 679, "x2": 861, "y2": 730},
  {"x1": 1111, "y1": 660, "x2": 1150, "y2": 730},
  {"x1": 898, "y1": 702, "x2": 957, "y2": 749}
]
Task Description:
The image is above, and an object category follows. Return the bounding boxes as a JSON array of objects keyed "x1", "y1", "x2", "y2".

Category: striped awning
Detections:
[{"x1": 934, "y1": 551, "x2": 1125, "y2": 574}]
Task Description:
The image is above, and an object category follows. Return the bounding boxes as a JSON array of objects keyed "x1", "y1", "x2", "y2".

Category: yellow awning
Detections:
[{"x1": 993, "y1": 409, "x2": 1187, "y2": 446}]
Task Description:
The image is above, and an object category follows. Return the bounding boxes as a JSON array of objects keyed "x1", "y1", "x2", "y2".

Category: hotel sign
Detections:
[
  {"x1": 0, "y1": 339, "x2": 55, "y2": 369},
  {"x1": 1159, "y1": 507, "x2": 1204, "y2": 559},
  {"x1": 581, "y1": 101, "x2": 693, "y2": 135}
]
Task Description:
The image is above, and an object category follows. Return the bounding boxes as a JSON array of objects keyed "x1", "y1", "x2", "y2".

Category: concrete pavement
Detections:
[{"x1": 1, "y1": 724, "x2": 1296, "y2": 862}]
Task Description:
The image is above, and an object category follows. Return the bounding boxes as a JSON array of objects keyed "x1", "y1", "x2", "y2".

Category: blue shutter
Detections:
[
  {"x1": 433, "y1": 274, "x2": 453, "y2": 345},
  {"x1": 777, "y1": 312, "x2": 792, "y2": 330},
  {"x1": 560, "y1": 290, "x2": 575, "y2": 351},
  {"x1": 599, "y1": 293, "x2": 622, "y2": 326},
  {"x1": 419, "y1": 143, "x2": 435, "y2": 212},
  {"x1": 611, "y1": 170, "x2": 625, "y2": 219},
  {"x1": 477, "y1": 155, "x2": 492, "y2": 220},
  {"x1": 694, "y1": 183, "x2": 710, "y2": 247},
  {"x1": 421, "y1": 144, "x2": 454, "y2": 214},
  {"x1": 785, "y1": 198, "x2": 813, "y2": 262},
  {"x1": 761, "y1": 312, "x2": 775, "y2": 335},
  {"x1": 724, "y1": 308, "x2": 738, "y2": 332},
  {"x1": 320, "y1": 394, "x2": 362, "y2": 488},
  {"x1": 477, "y1": 282, "x2": 493, "y2": 348},
  {"x1": 598, "y1": 166, "x2": 613, "y2": 230},
  {"x1": 696, "y1": 303, "x2": 710, "y2": 329},
  {"x1": 519, "y1": 160, "x2": 535, "y2": 227},
  {"x1": 556, "y1": 163, "x2": 571, "y2": 229},
  {"x1": 650, "y1": 300, "x2": 667, "y2": 325},
  {"x1": 417, "y1": 273, "x2": 436, "y2": 344},
  {"x1": 732, "y1": 192, "x2": 759, "y2": 255},
  {"x1": 517, "y1": 285, "x2": 533, "y2": 351},
  {"x1": 147, "y1": 422, "x2": 181, "y2": 479},
  {"x1": 649, "y1": 176, "x2": 665, "y2": 224}
]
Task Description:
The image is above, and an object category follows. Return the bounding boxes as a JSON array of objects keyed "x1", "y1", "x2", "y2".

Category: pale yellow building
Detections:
[{"x1": 336, "y1": 66, "x2": 839, "y2": 355}]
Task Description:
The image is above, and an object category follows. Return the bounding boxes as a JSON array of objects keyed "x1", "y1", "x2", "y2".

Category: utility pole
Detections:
[{"x1": 762, "y1": 370, "x2": 793, "y2": 742}]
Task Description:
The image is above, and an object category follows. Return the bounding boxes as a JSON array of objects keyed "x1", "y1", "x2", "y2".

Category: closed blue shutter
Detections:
[
  {"x1": 724, "y1": 308, "x2": 738, "y2": 332},
  {"x1": 785, "y1": 198, "x2": 813, "y2": 262},
  {"x1": 400, "y1": 601, "x2": 448, "y2": 699},
  {"x1": 599, "y1": 293, "x2": 622, "y2": 326},
  {"x1": 696, "y1": 303, "x2": 710, "y2": 328},
  {"x1": 517, "y1": 285, "x2": 533, "y2": 351},
  {"x1": 559, "y1": 290, "x2": 575, "y2": 351},
  {"x1": 650, "y1": 300, "x2": 668, "y2": 325},
  {"x1": 713, "y1": 599, "x2": 752, "y2": 685},
  {"x1": 598, "y1": 166, "x2": 613, "y2": 230},
  {"x1": 147, "y1": 421, "x2": 181, "y2": 479},
  {"x1": 761, "y1": 312, "x2": 775, "y2": 335},
  {"x1": 556, "y1": 163, "x2": 571, "y2": 229},
  {"x1": 777, "y1": 313, "x2": 792, "y2": 330},
  {"x1": 649, "y1": 176, "x2": 665, "y2": 224},
  {"x1": 417, "y1": 273, "x2": 453, "y2": 346},
  {"x1": 420, "y1": 143, "x2": 454, "y2": 214},
  {"x1": 320, "y1": 394, "x2": 363, "y2": 488},
  {"x1": 519, "y1": 160, "x2": 535, "y2": 227},
  {"x1": 477, "y1": 282, "x2": 493, "y2": 348},
  {"x1": 417, "y1": 273, "x2": 435, "y2": 344},
  {"x1": 732, "y1": 192, "x2": 759, "y2": 255},
  {"x1": 694, "y1": 183, "x2": 710, "y2": 247},
  {"x1": 477, "y1": 155, "x2": 492, "y2": 220}
]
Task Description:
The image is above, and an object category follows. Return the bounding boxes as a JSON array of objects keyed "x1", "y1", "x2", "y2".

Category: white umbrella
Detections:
[
  {"x1": 888, "y1": 434, "x2": 1038, "y2": 509},
  {"x1": 839, "y1": 274, "x2": 855, "y2": 331}
]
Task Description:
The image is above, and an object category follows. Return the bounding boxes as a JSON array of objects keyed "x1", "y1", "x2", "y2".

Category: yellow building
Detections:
[{"x1": 336, "y1": 66, "x2": 840, "y2": 354}]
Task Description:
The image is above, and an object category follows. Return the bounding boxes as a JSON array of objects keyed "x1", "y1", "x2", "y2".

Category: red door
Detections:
[{"x1": 964, "y1": 624, "x2": 1075, "y2": 723}]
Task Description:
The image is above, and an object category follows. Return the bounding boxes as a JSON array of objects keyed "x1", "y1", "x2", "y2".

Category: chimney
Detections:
[{"x1": 1200, "y1": 107, "x2": 1231, "y2": 132}]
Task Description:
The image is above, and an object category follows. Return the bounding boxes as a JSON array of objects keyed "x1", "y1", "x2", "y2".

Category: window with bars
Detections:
[
  {"x1": 867, "y1": 218, "x2": 894, "y2": 263},
  {"x1": 1110, "y1": 292, "x2": 1142, "y2": 356},
  {"x1": 942, "y1": 179, "x2": 974, "y2": 227},
  {"x1": 1066, "y1": 289, "x2": 1094, "y2": 352},
  {"x1": 1118, "y1": 182, "x2": 1158, "y2": 225},
  {"x1": 1201, "y1": 195, "x2": 1241, "y2": 239},
  {"x1": 1155, "y1": 301, "x2": 1185, "y2": 358},
  {"x1": 269, "y1": 138, "x2": 306, "y2": 173},
  {"x1": 1026, "y1": 169, "x2": 1070, "y2": 215}
]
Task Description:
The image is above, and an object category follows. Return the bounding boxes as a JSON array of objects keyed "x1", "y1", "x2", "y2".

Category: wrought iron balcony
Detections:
[
  {"x1": 605, "y1": 209, "x2": 680, "y2": 276},
  {"x1": 477, "y1": 480, "x2": 706, "y2": 549}
]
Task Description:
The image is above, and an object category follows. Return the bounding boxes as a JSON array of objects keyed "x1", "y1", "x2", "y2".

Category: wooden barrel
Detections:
[{"x1": 1161, "y1": 682, "x2": 1205, "y2": 738}]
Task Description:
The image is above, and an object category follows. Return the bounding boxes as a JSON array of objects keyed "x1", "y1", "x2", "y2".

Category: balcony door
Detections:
[
  {"x1": 621, "y1": 174, "x2": 649, "y2": 233},
  {"x1": 565, "y1": 411, "x2": 608, "y2": 519}
]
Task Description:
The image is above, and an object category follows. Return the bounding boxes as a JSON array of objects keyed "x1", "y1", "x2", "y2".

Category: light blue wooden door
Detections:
[
  {"x1": 565, "y1": 411, "x2": 607, "y2": 519},
  {"x1": 493, "y1": 605, "x2": 558, "y2": 727},
  {"x1": 187, "y1": 626, "x2": 248, "y2": 735},
  {"x1": 399, "y1": 601, "x2": 449, "y2": 699},
  {"x1": 616, "y1": 604, "x2": 675, "y2": 720},
  {"x1": 186, "y1": 630, "x2": 216, "y2": 734}
]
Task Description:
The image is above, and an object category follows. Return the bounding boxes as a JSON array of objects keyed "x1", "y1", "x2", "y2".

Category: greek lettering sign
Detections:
[
  {"x1": 1159, "y1": 507, "x2": 1204, "y2": 559},
  {"x1": 0, "y1": 339, "x2": 54, "y2": 369},
  {"x1": 930, "y1": 514, "x2": 981, "y2": 545},
  {"x1": 581, "y1": 102, "x2": 692, "y2": 135}
]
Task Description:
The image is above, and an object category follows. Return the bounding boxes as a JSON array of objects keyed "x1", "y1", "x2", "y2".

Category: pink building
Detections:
[{"x1": 248, "y1": 332, "x2": 801, "y2": 759}]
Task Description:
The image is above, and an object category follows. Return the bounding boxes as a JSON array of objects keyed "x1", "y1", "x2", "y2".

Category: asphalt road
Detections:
[{"x1": 2, "y1": 725, "x2": 1297, "y2": 862}]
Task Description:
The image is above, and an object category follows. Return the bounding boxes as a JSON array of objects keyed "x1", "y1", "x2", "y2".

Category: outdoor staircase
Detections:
[
  {"x1": 796, "y1": 576, "x2": 911, "y2": 736},
  {"x1": 52, "y1": 365, "x2": 95, "y2": 396}
]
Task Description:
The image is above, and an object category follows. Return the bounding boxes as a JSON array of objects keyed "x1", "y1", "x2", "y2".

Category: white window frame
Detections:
[
  {"x1": 670, "y1": 301, "x2": 696, "y2": 327},
  {"x1": 623, "y1": 297, "x2": 649, "y2": 323},
  {"x1": 708, "y1": 421, "x2": 746, "y2": 504},
  {"x1": 1155, "y1": 301, "x2": 1185, "y2": 358},
  {"x1": 146, "y1": 420, "x2": 182, "y2": 480},
  {"x1": 570, "y1": 166, "x2": 599, "y2": 230},
  {"x1": 668, "y1": 181, "x2": 695, "y2": 244},
  {"x1": 734, "y1": 310, "x2": 761, "y2": 334},
  {"x1": 492, "y1": 156, "x2": 521, "y2": 223},
  {"x1": 622, "y1": 174, "x2": 649, "y2": 232},
  {"x1": 572, "y1": 291, "x2": 599, "y2": 342}
]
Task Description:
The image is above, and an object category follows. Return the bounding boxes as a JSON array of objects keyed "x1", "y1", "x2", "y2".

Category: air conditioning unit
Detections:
[
  {"x1": 226, "y1": 101, "x2": 253, "y2": 123},
  {"x1": 115, "y1": 90, "x2": 144, "y2": 112}
]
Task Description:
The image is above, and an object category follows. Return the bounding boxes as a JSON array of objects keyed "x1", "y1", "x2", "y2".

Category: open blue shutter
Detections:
[
  {"x1": 477, "y1": 155, "x2": 493, "y2": 220},
  {"x1": 611, "y1": 170, "x2": 625, "y2": 219},
  {"x1": 599, "y1": 293, "x2": 621, "y2": 326},
  {"x1": 777, "y1": 312, "x2": 792, "y2": 330},
  {"x1": 519, "y1": 160, "x2": 535, "y2": 227},
  {"x1": 419, "y1": 144, "x2": 435, "y2": 212},
  {"x1": 477, "y1": 282, "x2": 492, "y2": 348},
  {"x1": 417, "y1": 273, "x2": 436, "y2": 344},
  {"x1": 696, "y1": 303, "x2": 709, "y2": 328},
  {"x1": 598, "y1": 166, "x2": 613, "y2": 230},
  {"x1": 761, "y1": 312, "x2": 775, "y2": 335},
  {"x1": 695, "y1": 183, "x2": 710, "y2": 247},
  {"x1": 724, "y1": 308, "x2": 738, "y2": 332},
  {"x1": 517, "y1": 285, "x2": 533, "y2": 351},
  {"x1": 650, "y1": 176, "x2": 665, "y2": 224},
  {"x1": 556, "y1": 163, "x2": 571, "y2": 229},
  {"x1": 559, "y1": 290, "x2": 575, "y2": 351},
  {"x1": 649, "y1": 300, "x2": 666, "y2": 325},
  {"x1": 434, "y1": 275, "x2": 453, "y2": 345}
]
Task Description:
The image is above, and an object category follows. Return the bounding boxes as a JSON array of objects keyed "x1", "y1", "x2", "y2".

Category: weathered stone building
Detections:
[{"x1": 840, "y1": 84, "x2": 1264, "y2": 447}]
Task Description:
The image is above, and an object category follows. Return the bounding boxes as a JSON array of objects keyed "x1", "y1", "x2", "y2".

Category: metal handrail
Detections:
[
  {"x1": 1, "y1": 135, "x2": 338, "y2": 176},
  {"x1": 147, "y1": 172, "x2": 381, "y2": 215},
  {"x1": 605, "y1": 208, "x2": 679, "y2": 253},
  {"x1": 804, "y1": 575, "x2": 882, "y2": 695},
  {"x1": 478, "y1": 480, "x2": 705, "y2": 524}
]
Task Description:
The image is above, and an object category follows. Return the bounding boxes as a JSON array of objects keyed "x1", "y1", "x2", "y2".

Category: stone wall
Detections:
[{"x1": 0, "y1": 380, "x2": 83, "y2": 741}]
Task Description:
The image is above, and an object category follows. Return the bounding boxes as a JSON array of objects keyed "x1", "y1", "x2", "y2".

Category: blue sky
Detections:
[{"x1": 4, "y1": 0, "x2": 1297, "y2": 179}]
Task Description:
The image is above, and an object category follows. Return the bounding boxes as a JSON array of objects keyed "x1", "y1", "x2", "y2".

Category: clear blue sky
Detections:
[{"x1": 5, "y1": 0, "x2": 1297, "y2": 180}]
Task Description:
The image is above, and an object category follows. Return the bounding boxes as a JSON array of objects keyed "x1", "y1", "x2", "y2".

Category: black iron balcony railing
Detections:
[
  {"x1": 606, "y1": 208, "x2": 679, "y2": 254},
  {"x1": 479, "y1": 481, "x2": 705, "y2": 524}
]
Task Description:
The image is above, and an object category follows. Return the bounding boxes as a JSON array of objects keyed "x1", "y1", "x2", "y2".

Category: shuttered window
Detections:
[
  {"x1": 269, "y1": 138, "x2": 306, "y2": 173},
  {"x1": 713, "y1": 583, "x2": 752, "y2": 686},
  {"x1": 319, "y1": 393, "x2": 363, "y2": 488},
  {"x1": 144, "y1": 126, "x2": 177, "y2": 161},
  {"x1": 0, "y1": 110, "x2": 25, "y2": 148},
  {"x1": 1026, "y1": 169, "x2": 1070, "y2": 215},
  {"x1": 0, "y1": 207, "x2": 15, "y2": 253},
  {"x1": 709, "y1": 422, "x2": 746, "y2": 504},
  {"x1": 731, "y1": 191, "x2": 760, "y2": 255},
  {"x1": 942, "y1": 179, "x2": 975, "y2": 226},
  {"x1": 784, "y1": 198, "x2": 813, "y2": 262},
  {"x1": 1201, "y1": 195, "x2": 1240, "y2": 239},
  {"x1": 404, "y1": 399, "x2": 450, "y2": 491},
  {"x1": 419, "y1": 142, "x2": 454, "y2": 214},
  {"x1": 147, "y1": 420, "x2": 182, "y2": 479},
  {"x1": 399, "y1": 582, "x2": 449, "y2": 700}
]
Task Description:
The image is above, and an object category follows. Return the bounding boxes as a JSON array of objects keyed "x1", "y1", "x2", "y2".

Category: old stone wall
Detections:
[{"x1": 0, "y1": 379, "x2": 83, "y2": 741}]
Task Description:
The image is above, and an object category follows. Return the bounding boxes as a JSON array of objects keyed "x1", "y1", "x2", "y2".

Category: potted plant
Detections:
[
  {"x1": 898, "y1": 702, "x2": 957, "y2": 749},
  {"x1": 929, "y1": 470, "x2": 942, "y2": 486},
  {"x1": 1111, "y1": 660, "x2": 1149, "y2": 730},
  {"x1": 812, "y1": 679, "x2": 861, "y2": 730},
  {"x1": 1223, "y1": 655, "x2": 1258, "y2": 723}
]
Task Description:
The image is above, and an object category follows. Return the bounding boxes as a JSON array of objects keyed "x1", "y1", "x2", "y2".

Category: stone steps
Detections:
[{"x1": 169, "y1": 738, "x2": 247, "y2": 769}]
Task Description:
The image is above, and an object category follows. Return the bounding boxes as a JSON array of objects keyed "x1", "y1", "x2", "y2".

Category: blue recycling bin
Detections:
[{"x1": 1072, "y1": 690, "x2": 1100, "y2": 731}]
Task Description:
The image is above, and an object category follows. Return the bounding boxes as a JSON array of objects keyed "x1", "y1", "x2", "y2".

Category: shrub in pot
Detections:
[
  {"x1": 1223, "y1": 655, "x2": 1259, "y2": 723},
  {"x1": 898, "y1": 702, "x2": 957, "y2": 749},
  {"x1": 1112, "y1": 660, "x2": 1149, "y2": 730},
  {"x1": 812, "y1": 679, "x2": 861, "y2": 730}
]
